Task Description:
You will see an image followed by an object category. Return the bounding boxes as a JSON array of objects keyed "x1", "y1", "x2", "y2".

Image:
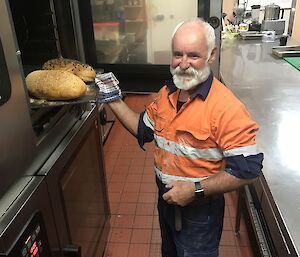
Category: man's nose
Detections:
[{"x1": 179, "y1": 55, "x2": 190, "y2": 70}]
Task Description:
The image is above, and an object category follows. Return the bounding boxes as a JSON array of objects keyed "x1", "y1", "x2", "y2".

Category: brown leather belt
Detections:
[{"x1": 175, "y1": 206, "x2": 182, "y2": 231}]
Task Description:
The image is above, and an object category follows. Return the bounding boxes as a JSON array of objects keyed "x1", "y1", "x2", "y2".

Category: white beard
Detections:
[{"x1": 170, "y1": 65, "x2": 211, "y2": 91}]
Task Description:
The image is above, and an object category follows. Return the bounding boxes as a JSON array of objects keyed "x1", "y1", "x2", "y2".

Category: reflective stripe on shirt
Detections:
[
  {"x1": 154, "y1": 134, "x2": 223, "y2": 159},
  {"x1": 143, "y1": 111, "x2": 154, "y2": 130},
  {"x1": 223, "y1": 144, "x2": 259, "y2": 157},
  {"x1": 154, "y1": 166, "x2": 207, "y2": 184}
]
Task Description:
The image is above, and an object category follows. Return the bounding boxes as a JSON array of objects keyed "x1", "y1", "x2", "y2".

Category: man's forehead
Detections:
[{"x1": 172, "y1": 27, "x2": 207, "y2": 51}]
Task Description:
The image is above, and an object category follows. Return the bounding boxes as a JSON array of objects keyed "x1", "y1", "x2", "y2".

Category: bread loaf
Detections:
[
  {"x1": 26, "y1": 70, "x2": 87, "y2": 100},
  {"x1": 43, "y1": 58, "x2": 96, "y2": 82}
]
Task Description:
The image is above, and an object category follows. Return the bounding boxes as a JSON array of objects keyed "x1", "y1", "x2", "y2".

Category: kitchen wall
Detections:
[
  {"x1": 223, "y1": 0, "x2": 237, "y2": 24},
  {"x1": 292, "y1": 0, "x2": 300, "y2": 41},
  {"x1": 145, "y1": 0, "x2": 197, "y2": 64}
]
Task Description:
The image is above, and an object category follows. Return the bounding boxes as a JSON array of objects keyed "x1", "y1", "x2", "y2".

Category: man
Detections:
[{"x1": 97, "y1": 17, "x2": 263, "y2": 257}]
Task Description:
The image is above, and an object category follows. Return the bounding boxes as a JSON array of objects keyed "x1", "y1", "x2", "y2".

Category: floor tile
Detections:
[
  {"x1": 223, "y1": 217, "x2": 233, "y2": 231},
  {"x1": 118, "y1": 203, "x2": 137, "y2": 215},
  {"x1": 237, "y1": 246, "x2": 255, "y2": 257},
  {"x1": 127, "y1": 243, "x2": 150, "y2": 257},
  {"x1": 152, "y1": 216, "x2": 160, "y2": 229},
  {"x1": 104, "y1": 242, "x2": 129, "y2": 257},
  {"x1": 138, "y1": 192, "x2": 156, "y2": 203},
  {"x1": 123, "y1": 182, "x2": 141, "y2": 193},
  {"x1": 131, "y1": 229, "x2": 152, "y2": 244},
  {"x1": 113, "y1": 214, "x2": 135, "y2": 228},
  {"x1": 219, "y1": 245, "x2": 239, "y2": 257},
  {"x1": 133, "y1": 215, "x2": 153, "y2": 229},
  {"x1": 140, "y1": 183, "x2": 157, "y2": 193},
  {"x1": 110, "y1": 228, "x2": 132, "y2": 243},
  {"x1": 135, "y1": 203, "x2": 155, "y2": 215},
  {"x1": 235, "y1": 231, "x2": 252, "y2": 247},
  {"x1": 151, "y1": 229, "x2": 161, "y2": 244},
  {"x1": 126, "y1": 173, "x2": 143, "y2": 183},
  {"x1": 149, "y1": 244, "x2": 162, "y2": 257},
  {"x1": 108, "y1": 192, "x2": 122, "y2": 204},
  {"x1": 120, "y1": 192, "x2": 139, "y2": 203},
  {"x1": 220, "y1": 231, "x2": 236, "y2": 246},
  {"x1": 128, "y1": 165, "x2": 145, "y2": 174}
]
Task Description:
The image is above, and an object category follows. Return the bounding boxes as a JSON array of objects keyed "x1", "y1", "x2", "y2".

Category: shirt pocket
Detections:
[
  {"x1": 154, "y1": 114, "x2": 167, "y2": 133},
  {"x1": 175, "y1": 127, "x2": 211, "y2": 149}
]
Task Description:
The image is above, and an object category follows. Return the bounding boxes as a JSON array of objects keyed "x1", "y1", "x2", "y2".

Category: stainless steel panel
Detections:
[
  {"x1": 0, "y1": 177, "x2": 62, "y2": 257},
  {"x1": 0, "y1": 0, "x2": 36, "y2": 197},
  {"x1": 37, "y1": 106, "x2": 110, "y2": 257},
  {"x1": 220, "y1": 39, "x2": 300, "y2": 256}
]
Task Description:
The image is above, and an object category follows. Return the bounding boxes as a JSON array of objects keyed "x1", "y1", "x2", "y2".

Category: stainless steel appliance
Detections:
[
  {"x1": 0, "y1": 0, "x2": 36, "y2": 197},
  {"x1": 0, "y1": 176, "x2": 62, "y2": 257},
  {"x1": 262, "y1": 19, "x2": 285, "y2": 35},
  {"x1": 1, "y1": 0, "x2": 110, "y2": 256},
  {"x1": 264, "y1": 3, "x2": 282, "y2": 20},
  {"x1": 89, "y1": 0, "x2": 223, "y2": 92},
  {"x1": 262, "y1": 3, "x2": 285, "y2": 35},
  {"x1": 37, "y1": 105, "x2": 110, "y2": 257}
]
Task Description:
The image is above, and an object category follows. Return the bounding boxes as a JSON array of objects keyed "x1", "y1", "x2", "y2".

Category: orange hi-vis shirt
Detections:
[{"x1": 141, "y1": 77, "x2": 260, "y2": 184}]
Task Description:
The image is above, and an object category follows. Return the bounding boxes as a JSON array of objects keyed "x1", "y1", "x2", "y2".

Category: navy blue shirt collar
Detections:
[{"x1": 165, "y1": 71, "x2": 214, "y2": 101}]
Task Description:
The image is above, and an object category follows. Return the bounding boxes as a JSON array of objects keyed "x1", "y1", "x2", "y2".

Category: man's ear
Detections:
[{"x1": 208, "y1": 47, "x2": 217, "y2": 64}]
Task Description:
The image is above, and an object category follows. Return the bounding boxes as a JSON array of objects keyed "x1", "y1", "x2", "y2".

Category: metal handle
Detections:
[
  {"x1": 63, "y1": 244, "x2": 81, "y2": 257},
  {"x1": 69, "y1": 0, "x2": 86, "y2": 62},
  {"x1": 99, "y1": 108, "x2": 107, "y2": 125}
]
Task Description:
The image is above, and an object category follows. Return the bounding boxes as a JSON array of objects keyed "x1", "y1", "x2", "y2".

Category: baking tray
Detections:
[
  {"x1": 272, "y1": 45, "x2": 300, "y2": 58},
  {"x1": 239, "y1": 32, "x2": 264, "y2": 40},
  {"x1": 29, "y1": 83, "x2": 98, "y2": 108}
]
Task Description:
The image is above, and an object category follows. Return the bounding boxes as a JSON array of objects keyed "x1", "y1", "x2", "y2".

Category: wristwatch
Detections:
[{"x1": 194, "y1": 181, "x2": 205, "y2": 199}]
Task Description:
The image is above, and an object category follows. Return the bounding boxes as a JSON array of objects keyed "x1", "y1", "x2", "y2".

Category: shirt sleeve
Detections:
[
  {"x1": 136, "y1": 89, "x2": 164, "y2": 149},
  {"x1": 137, "y1": 111, "x2": 154, "y2": 149},
  {"x1": 224, "y1": 153, "x2": 264, "y2": 179},
  {"x1": 212, "y1": 101, "x2": 264, "y2": 179}
]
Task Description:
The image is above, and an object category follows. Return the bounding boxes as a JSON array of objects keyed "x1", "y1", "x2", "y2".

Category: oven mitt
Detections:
[{"x1": 95, "y1": 72, "x2": 122, "y2": 103}]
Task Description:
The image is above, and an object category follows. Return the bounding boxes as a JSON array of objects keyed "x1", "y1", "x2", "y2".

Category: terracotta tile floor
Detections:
[{"x1": 103, "y1": 94, "x2": 257, "y2": 257}]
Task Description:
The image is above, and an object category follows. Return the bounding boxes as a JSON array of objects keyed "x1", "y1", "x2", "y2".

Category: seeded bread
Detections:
[
  {"x1": 42, "y1": 58, "x2": 96, "y2": 82},
  {"x1": 26, "y1": 70, "x2": 87, "y2": 100}
]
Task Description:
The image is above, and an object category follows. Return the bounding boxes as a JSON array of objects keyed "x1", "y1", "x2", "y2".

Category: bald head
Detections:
[{"x1": 172, "y1": 18, "x2": 216, "y2": 59}]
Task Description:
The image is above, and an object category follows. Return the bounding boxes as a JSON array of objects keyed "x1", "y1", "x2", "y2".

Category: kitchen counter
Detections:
[{"x1": 220, "y1": 38, "x2": 300, "y2": 256}]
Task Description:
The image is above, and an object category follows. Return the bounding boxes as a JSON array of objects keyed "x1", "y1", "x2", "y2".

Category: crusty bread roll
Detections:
[
  {"x1": 26, "y1": 70, "x2": 87, "y2": 100},
  {"x1": 43, "y1": 58, "x2": 96, "y2": 82}
]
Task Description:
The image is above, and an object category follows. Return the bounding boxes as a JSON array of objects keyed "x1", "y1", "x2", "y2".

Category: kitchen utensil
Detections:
[{"x1": 264, "y1": 3, "x2": 281, "y2": 20}]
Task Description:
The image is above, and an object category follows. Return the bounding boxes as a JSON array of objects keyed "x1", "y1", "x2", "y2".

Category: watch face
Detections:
[{"x1": 195, "y1": 182, "x2": 205, "y2": 199}]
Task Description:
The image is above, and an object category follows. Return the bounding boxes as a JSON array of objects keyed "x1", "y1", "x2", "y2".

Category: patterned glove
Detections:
[{"x1": 95, "y1": 72, "x2": 122, "y2": 103}]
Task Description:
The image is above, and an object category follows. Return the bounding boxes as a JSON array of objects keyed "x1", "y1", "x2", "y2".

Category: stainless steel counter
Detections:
[{"x1": 220, "y1": 38, "x2": 300, "y2": 255}]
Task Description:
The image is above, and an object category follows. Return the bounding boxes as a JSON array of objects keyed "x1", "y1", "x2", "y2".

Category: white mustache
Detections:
[{"x1": 171, "y1": 67, "x2": 198, "y2": 76}]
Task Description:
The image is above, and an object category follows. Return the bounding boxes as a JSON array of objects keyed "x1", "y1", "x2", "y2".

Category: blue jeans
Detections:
[{"x1": 156, "y1": 177, "x2": 225, "y2": 257}]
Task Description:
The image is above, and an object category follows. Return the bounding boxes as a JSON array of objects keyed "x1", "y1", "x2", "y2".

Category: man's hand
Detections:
[
  {"x1": 162, "y1": 180, "x2": 195, "y2": 207},
  {"x1": 95, "y1": 72, "x2": 122, "y2": 103}
]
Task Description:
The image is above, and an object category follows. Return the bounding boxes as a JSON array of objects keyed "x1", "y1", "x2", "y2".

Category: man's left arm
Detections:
[{"x1": 163, "y1": 153, "x2": 263, "y2": 206}]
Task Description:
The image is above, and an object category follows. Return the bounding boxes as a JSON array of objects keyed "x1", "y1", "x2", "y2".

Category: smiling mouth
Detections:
[{"x1": 179, "y1": 73, "x2": 193, "y2": 78}]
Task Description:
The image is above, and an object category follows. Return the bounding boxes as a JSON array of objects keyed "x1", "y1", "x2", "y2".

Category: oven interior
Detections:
[
  {"x1": 9, "y1": 0, "x2": 60, "y2": 66},
  {"x1": 8, "y1": 0, "x2": 85, "y2": 140}
]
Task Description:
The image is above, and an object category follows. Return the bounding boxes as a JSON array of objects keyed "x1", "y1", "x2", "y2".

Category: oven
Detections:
[
  {"x1": 0, "y1": 176, "x2": 61, "y2": 257},
  {"x1": 0, "y1": 0, "x2": 110, "y2": 256},
  {"x1": 37, "y1": 105, "x2": 110, "y2": 257}
]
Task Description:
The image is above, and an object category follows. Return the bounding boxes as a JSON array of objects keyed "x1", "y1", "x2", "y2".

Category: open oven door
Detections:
[{"x1": 0, "y1": 0, "x2": 36, "y2": 198}]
